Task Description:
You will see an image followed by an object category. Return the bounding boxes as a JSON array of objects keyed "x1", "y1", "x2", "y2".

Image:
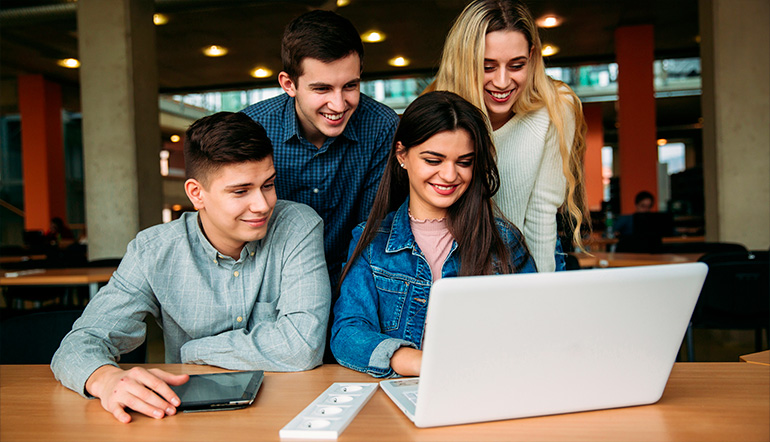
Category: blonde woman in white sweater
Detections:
[{"x1": 426, "y1": 0, "x2": 588, "y2": 272}]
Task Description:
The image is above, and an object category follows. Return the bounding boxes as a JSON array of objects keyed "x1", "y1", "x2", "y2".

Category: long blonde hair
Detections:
[{"x1": 426, "y1": 0, "x2": 589, "y2": 249}]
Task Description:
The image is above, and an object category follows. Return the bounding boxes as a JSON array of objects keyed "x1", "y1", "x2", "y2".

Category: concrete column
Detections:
[
  {"x1": 615, "y1": 25, "x2": 658, "y2": 215},
  {"x1": 77, "y1": 0, "x2": 161, "y2": 259},
  {"x1": 699, "y1": 0, "x2": 770, "y2": 248},
  {"x1": 17, "y1": 74, "x2": 66, "y2": 232},
  {"x1": 583, "y1": 103, "x2": 604, "y2": 212}
]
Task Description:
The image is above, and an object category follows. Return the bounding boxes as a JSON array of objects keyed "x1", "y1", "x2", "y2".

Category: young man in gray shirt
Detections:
[{"x1": 51, "y1": 112, "x2": 330, "y2": 423}]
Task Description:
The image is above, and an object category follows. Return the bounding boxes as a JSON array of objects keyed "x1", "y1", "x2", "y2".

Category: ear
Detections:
[
  {"x1": 184, "y1": 178, "x2": 206, "y2": 210},
  {"x1": 395, "y1": 142, "x2": 407, "y2": 168},
  {"x1": 278, "y1": 71, "x2": 297, "y2": 97}
]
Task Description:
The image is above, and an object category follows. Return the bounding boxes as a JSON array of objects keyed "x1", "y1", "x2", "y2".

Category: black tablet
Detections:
[{"x1": 169, "y1": 370, "x2": 264, "y2": 412}]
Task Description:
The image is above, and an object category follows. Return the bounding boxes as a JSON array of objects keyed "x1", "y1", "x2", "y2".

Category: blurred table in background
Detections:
[
  {"x1": 740, "y1": 350, "x2": 770, "y2": 366},
  {"x1": 0, "y1": 267, "x2": 116, "y2": 307},
  {"x1": 572, "y1": 252, "x2": 703, "y2": 268}
]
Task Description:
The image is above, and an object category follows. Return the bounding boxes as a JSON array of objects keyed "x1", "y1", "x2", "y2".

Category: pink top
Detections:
[{"x1": 409, "y1": 213, "x2": 454, "y2": 282}]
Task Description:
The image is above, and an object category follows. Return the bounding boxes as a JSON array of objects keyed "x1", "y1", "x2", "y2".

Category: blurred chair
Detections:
[
  {"x1": 87, "y1": 258, "x2": 123, "y2": 267},
  {"x1": 615, "y1": 212, "x2": 675, "y2": 253},
  {"x1": 2, "y1": 285, "x2": 68, "y2": 310},
  {"x1": 685, "y1": 251, "x2": 769, "y2": 361},
  {"x1": 659, "y1": 242, "x2": 747, "y2": 254},
  {"x1": 0, "y1": 308, "x2": 146, "y2": 364},
  {"x1": 565, "y1": 254, "x2": 581, "y2": 271}
]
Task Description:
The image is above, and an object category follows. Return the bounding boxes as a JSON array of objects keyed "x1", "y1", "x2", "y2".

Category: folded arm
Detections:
[{"x1": 180, "y1": 217, "x2": 331, "y2": 371}]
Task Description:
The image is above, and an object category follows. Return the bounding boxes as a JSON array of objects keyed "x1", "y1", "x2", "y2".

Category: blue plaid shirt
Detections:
[{"x1": 242, "y1": 93, "x2": 399, "y2": 283}]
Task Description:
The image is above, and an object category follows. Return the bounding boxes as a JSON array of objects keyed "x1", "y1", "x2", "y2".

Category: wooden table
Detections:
[
  {"x1": 0, "y1": 266, "x2": 116, "y2": 299},
  {"x1": 572, "y1": 252, "x2": 704, "y2": 269},
  {"x1": 662, "y1": 235, "x2": 706, "y2": 244},
  {"x1": 740, "y1": 350, "x2": 770, "y2": 366},
  {"x1": 1, "y1": 363, "x2": 767, "y2": 441},
  {"x1": 0, "y1": 255, "x2": 46, "y2": 265},
  {"x1": 584, "y1": 235, "x2": 706, "y2": 252}
]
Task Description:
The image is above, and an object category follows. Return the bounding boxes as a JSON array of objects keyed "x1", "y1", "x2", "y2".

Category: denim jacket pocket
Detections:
[{"x1": 372, "y1": 271, "x2": 410, "y2": 332}]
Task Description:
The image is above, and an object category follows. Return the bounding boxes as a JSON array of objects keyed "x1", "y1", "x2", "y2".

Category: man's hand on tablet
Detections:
[{"x1": 85, "y1": 365, "x2": 189, "y2": 423}]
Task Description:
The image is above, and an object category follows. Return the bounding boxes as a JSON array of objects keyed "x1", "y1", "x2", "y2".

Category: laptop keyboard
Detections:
[{"x1": 404, "y1": 391, "x2": 419, "y2": 406}]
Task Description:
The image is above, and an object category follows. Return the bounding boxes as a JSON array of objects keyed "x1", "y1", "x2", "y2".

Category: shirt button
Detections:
[
  {"x1": 312, "y1": 188, "x2": 319, "y2": 194},
  {"x1": 233, "y1": 271, "x2": 239, "y2": 277},
  {"x1": 236, "y1": 316, "x2": 243, "y2": 323}
]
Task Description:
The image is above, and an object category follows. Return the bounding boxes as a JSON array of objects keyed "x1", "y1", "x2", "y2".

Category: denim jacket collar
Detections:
[
  {"x1": 384, "y1": 199, "x2": 458, "y2": 258},
  {"x1": 385, "y1": 200, "x2": 416, "y2": 254}
]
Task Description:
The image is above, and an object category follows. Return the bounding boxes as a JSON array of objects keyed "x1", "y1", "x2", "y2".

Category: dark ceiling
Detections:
[{"x1": 0, "y1": 0, "x2": 702, "y2": 139}]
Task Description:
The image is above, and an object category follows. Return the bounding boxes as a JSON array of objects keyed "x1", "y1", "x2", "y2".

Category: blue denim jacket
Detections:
[{"x1": 331, "y1": 200, "x2": 537, "y2": 377}]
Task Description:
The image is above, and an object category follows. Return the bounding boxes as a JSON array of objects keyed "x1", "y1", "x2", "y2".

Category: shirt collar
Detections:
[
  {"x1": 192, "y1": 211, "x2": 257, "y2": 264},
  {"x1": 281, "y1": 95, "x2": 360, "y2": 146}
]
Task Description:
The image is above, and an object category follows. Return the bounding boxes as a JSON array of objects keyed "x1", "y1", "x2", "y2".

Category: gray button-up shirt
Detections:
[{"x1": 52, "y1": 200, "x2": 331, "y2": 396}]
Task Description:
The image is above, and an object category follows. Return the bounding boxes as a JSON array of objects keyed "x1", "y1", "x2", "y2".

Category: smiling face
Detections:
[
  {"x1": 483, "y1": 30, "x2": 532, "y2": 130},
  {"x1": 185, "y1": 158, "x2": 277, "y2": 259},
  {"x1": 279, "y1": 53, "x2": 361, "y2": 148},
  {"x1": 396, "y1": 130, "x2": 475, "y2": 220}
]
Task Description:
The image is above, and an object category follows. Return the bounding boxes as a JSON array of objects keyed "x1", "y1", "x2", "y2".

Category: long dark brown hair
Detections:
[{"x1": 338, "y1": 91, "x2": 520, "y2": 287}]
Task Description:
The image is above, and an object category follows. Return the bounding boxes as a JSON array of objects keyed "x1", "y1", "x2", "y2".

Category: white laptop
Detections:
[{"x1": 380, "y1": 263, "x2": 708, "y2": 428}]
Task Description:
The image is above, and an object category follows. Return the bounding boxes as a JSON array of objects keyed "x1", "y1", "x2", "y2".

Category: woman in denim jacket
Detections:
[{"x1": 331, "y1": 91, "x2": 536, "y2": 378}]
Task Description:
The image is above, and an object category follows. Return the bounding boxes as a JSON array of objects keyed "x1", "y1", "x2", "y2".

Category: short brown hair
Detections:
[
  {"x1": 184, "y1": 112, "x2": 272, "y2": 186},
  {"x1": 281, "y1": 10, "x2": 364, "y2": 83}
]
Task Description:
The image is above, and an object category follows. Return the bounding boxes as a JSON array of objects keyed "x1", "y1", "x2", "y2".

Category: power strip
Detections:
[{"x1": 279, "y1": 382, "x2": 378, "y2": 439}]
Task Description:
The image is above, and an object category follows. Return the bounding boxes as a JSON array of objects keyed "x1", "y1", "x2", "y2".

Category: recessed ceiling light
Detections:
[
  {"x1": 251, "y1": 67, "x2": 273, "y2": 78},
  {"x1": 657, "y1": 138, "x2": 668, "y2": 146},
  {"x1": 170, "y1": 134, "x2": 181, "y2": 143},
  {"x1": 388, "y1": 56, "x2": 409, "y2": 67},
  {"x1": 153, "y1": 13, "x2": 168, "y2": 26},
  {"x1": 57, "y1": 58, "x2": 80, "y2": 68},
  {"x1": 203, "y1": 45, "x2": 228, "y2": 57},
  {"x1": 362, "y1": 31, "x2": 385, "y2": 43},
  {"x1": 541, "y1": 44, "x2": 559, "y2": 57},
  {"x1": 537, "y1": 15, "x2": 562, "y2": 28},
  {"x1": 337, "y1": 0, "x2": 350, "y2": 6}
]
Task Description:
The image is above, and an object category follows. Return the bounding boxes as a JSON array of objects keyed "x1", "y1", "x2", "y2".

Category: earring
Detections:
[{"x1": 400, "y1": 163, "x2": 405, "y2": 169}]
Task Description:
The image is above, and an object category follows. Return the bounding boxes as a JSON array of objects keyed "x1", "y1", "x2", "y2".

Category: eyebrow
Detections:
[
  {"x1": 307, "y1": 78, "x2": 360, "y2": 88},
  {"x1": 419, "y1": 150, "x2": 475, "y2": 159},
  {"x1": 484, "y1": 56, "x2": 528, "y2": 63},
  {"x1": 223, "y1": 172, "x2": 276, "y2": 189}
]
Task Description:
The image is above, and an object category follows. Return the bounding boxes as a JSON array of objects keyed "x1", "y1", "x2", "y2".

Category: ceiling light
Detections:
[
  {"x1": 203, "y1": 45, "x2": 228, "y2": 57},
  {"x1": 537, "y1": 15, "x2": 562, "y2": 28},
  {"x1": 57, "y1": 58, "x2": 80, "y2": 68},
  {"x1": 362, "y1": 31, "x2": 385, "y2": 43},
  {"x1": 657, "y1": 138, "x2": 668, "y2": 146},
  {"x1": 388, "y1": 56, "x2": 409, "y2": 67},
  {"x1": 153, "y1": 14, "x2": 168, "y2": 26},
  {"x1": 337, "y1": 0, "x2": 351, "y2": 6},
  {"x1": 541, "y1": 44, "x2": 559, "y2": 57},
  {"x1": 251, "y1": 67, "x2": 273, "y2": 78},
  {"x1": 170, "y1": 134, "x2": 181, "y2": 143},
  {"x1": 172, "y1": 204, "x2": 183, "y2": 211}
]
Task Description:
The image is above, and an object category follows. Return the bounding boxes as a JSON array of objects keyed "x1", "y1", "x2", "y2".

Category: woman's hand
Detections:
[{"x1": 390, "y1": 347, "x2": 422, "y2": 376}]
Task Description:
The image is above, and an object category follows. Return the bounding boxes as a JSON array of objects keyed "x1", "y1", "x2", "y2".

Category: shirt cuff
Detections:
[
  {"x1": 77, "y1": 361, "x2": 120, "y2": 399},
  {"x1": 368, "y1": 338, "x2": 417, "y2": 378}
]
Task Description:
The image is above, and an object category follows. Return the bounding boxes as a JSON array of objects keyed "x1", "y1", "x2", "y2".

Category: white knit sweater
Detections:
[{"x1": 492, "y1": 103, "x2": 574, "y2": 272}]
